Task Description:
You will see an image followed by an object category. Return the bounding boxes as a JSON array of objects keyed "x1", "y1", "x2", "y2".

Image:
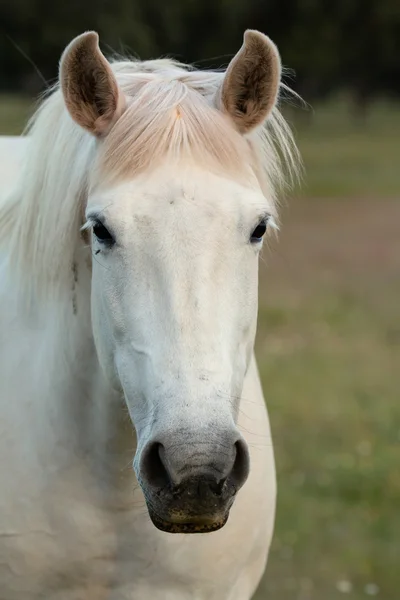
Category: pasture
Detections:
[{"x1": 1, "y1": 95, "x2": 399, "y2": 599}]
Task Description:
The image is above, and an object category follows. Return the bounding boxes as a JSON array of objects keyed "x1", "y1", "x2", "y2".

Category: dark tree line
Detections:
[{"x1": 1, "y1": 0, "x2": 399, "y2": 103}]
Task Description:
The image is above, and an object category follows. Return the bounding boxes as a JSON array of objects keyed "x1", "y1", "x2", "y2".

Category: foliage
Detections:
[{"x1": 1, "y1": 0, "x2": 400, "y2": 102}]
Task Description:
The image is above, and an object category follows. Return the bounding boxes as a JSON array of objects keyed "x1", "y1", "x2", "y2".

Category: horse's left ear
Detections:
[
  {"x1": 60, "y1": 31, "x2": 126, "y2": 136},
  {"x1": 219, "y1": 30, "x2": 281, "y2": 134}
]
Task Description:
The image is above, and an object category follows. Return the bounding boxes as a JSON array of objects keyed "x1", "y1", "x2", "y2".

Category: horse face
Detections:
[
  {"x1": 60, "y1": 29, "x2": 282, "y2": 532},
  {"x1": 86, "y1": 166, "x2": 271, "y2": 532}
]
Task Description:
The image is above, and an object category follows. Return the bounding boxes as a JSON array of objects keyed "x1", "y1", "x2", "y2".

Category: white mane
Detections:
[{"x1": 0, "y1": 57, "x2": 300, "y2": 303}]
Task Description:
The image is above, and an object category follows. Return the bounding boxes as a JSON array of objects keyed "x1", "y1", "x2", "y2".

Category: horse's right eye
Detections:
[{"x1": 93, "y1": 221, "x2": 114, "y2": 245}]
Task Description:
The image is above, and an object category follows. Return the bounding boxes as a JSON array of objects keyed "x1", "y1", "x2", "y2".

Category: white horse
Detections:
[{"x1": 0, "y1": 30, "x2": 299, "y2": 599}]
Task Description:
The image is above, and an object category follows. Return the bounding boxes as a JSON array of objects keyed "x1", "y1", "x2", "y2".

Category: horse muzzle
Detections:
[
  {"x1": 137, "y1": 432, "x2": 250, "y2": 534},
  {"x1": 144, "y1": 474, "x2": 237, "y2": 534}
]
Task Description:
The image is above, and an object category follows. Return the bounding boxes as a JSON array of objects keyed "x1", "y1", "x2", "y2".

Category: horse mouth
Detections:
[{"x1": 148, "y1": 508, "x2": 229, "y2": 534}]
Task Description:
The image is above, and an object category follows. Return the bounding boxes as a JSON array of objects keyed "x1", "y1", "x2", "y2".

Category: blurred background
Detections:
[{"x1": 1, "y1": 1, "x2": 399, "y2": 598}]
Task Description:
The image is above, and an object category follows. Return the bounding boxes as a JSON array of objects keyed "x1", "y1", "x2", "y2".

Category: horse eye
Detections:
[
  {"x1": 92, "y1": 221, "x2": 114, "y2": 245},
  {"x1": 250, "y1": 220, "x2": 268, "y2": 243}
]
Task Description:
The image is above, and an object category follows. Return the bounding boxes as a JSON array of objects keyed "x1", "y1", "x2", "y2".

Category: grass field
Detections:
[
  {"x1": 285, "y1": 97, "x2": 400, "y2": 198},
  {"x1": 254, "y1": 198, "x2": 400, "y2": 600},
  {"x1": 1, "y1": 95, "x2": 399, "y2": 599}
]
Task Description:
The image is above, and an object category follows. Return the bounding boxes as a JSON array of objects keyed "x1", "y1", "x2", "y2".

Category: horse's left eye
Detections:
[
  {"x1": 250, "y1": 220, "x2": 268, "y2": 243},
  {"x1": 93, "y1": 221, "x2": 114, "y2": 245}
]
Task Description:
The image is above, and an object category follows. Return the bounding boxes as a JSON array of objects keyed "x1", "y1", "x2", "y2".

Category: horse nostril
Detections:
[
  {"x1": 141, "y1": 442, "x2": 171, "y2": 489},
  {"x1": 140, "y1": 435, "x2": 249, "y2": 496},
  {"x1": 229, "y1": 439, "x2": 250, "y2": 488}
]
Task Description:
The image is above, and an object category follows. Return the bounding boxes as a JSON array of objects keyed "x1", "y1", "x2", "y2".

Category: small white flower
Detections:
[
  {"x1": 364, "y1": 583, "x2": 379, "y2": 596},
  {"x1": 336, "y1": 580, "x2": 353, "y2": 593}
]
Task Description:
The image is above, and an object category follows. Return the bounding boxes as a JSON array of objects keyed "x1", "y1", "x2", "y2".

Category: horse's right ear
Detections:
[{"x1": 60, "y1": 32, "x2": 125, "y2": 136}]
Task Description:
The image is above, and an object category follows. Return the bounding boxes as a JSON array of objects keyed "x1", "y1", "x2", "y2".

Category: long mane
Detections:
[{"x1": 0, "y1": 56, "x2": 301, "y2": 302}]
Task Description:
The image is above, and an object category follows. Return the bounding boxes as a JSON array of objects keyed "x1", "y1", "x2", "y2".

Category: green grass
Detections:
[
  {"x1": 0, "y1": 95, "x2": 399, "y2": 598},
  {"x1": 285, "y1": 96, "x2": 400, "y2": 198},
  {"x1": 255, "y1": 296, "x2": 400, "y2": 599},
  {"x1": 253, "y1": 198, "x2": 400, "y2": 599},
  {"x1": 0, "y1": 94, "x2": 34, "y2": 135}
]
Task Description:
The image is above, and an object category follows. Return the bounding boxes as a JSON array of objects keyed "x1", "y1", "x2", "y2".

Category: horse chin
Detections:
[{"x1": 148, "y1": 508, "x2": 230, "y2": 534}]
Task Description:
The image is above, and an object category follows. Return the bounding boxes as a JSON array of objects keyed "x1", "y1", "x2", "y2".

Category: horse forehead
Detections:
[{"x1": 100, "y1": 168, "x2": 257, "y2": 219}]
